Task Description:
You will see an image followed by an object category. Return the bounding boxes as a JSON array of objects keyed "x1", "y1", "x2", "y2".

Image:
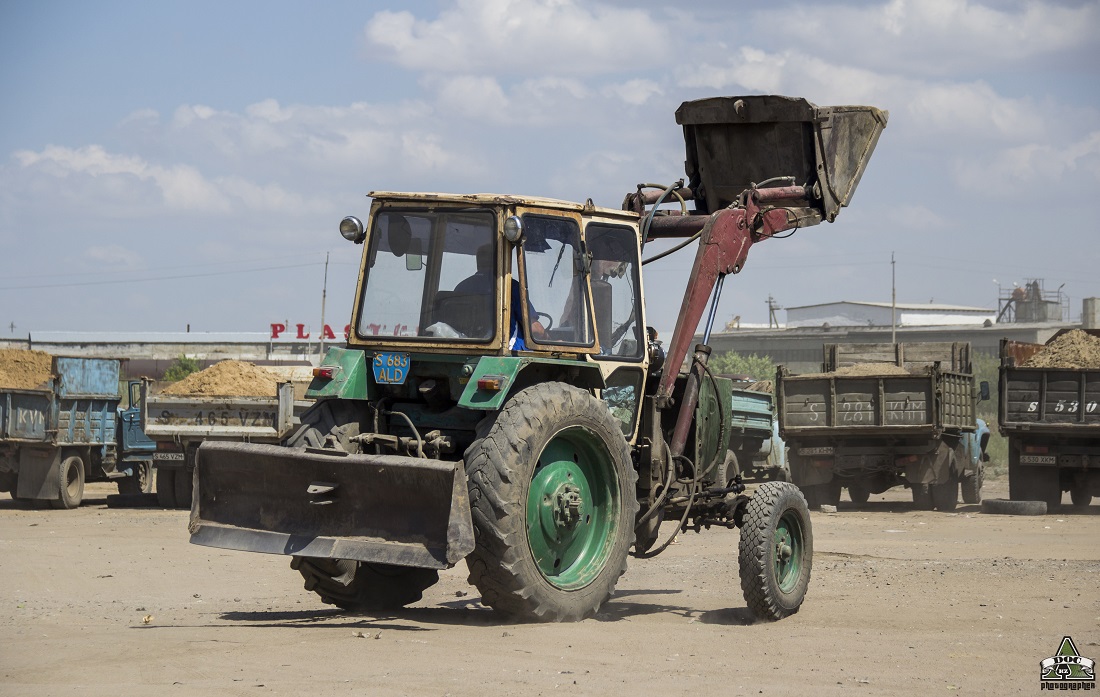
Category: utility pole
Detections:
[
  {"x1": 319, "y1": 252, "x2": 330, "y2": 363},
  {"x1": 767, "y1": 295, "x2": 781, "y2": 329},
  {"x1": 891, "y1": 252, "x2": 896, "y2": 345}
]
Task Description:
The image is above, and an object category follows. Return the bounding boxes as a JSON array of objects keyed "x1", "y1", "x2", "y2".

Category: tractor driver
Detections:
[{"x1": 456, "y1": 245, "x2": 546, "y2": 349}]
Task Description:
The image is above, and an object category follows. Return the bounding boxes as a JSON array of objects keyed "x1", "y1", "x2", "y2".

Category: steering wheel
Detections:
[{"x1": 534, "y1": 311, "x2": 554, "y2": 331}]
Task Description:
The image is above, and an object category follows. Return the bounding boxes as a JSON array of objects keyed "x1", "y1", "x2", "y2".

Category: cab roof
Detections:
[{"x1": 368, "y1": 191, "x2": 638, "y2": 221}]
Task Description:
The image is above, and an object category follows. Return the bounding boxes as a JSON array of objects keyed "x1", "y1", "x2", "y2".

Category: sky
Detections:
[{"x1": 1, "y1": 0, "x2": 1098, "y2": 338}]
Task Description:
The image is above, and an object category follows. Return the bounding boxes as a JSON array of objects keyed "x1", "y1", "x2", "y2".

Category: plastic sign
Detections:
[{"x1": 270, "y1": 323, "x2": 351, "y2": 341}]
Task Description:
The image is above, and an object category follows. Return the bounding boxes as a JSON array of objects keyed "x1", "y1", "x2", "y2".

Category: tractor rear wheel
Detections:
[
  {"x1": 738, "y1": 481, "x2": 813, "y2": 621},
  {"x1": 464, "y1": 382, "x2": 638, "y2": 622},
  {"x1": 291, "y1": 557, "x2": 439, "y2": 611}
]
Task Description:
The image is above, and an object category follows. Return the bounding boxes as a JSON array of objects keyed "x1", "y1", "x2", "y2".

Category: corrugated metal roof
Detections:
[
  {"x1": 787, "y1": 301, "x2": 993, "y2": 312},
  {"x1": 29, "y1": 331, "x2": 273, "y2": 344}
]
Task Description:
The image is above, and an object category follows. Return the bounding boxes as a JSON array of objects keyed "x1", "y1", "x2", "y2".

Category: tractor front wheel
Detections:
[
  {"x1": 291, "y1": 558, "x2": 439, "y2": 611},
  {"x1": 464, "y1": 382, "x2": 638, "y2": 622},
  {"x1": 738, "y1": 481, "x2": 813, "y2": 621}
]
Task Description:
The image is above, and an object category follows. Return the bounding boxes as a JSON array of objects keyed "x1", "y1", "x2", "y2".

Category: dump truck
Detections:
[
  {"x1": 190, "y1": 95, "x2": 887, "y2": 622},
  {"x1": 778, "y1": 342, "x2": 990, "y2": 511},
  {"x1": 0, "y1": 355, "x2": 155, "y2": 508},
  {"x1": 141, "y1": 378, "x2": 309, "y2": 509},
  {"x1": 999, "y1": 329, "x2": 1100, "y2": 508},
  {"x1": 725, "y1": 382, "x2": 788, "y2": 483}
]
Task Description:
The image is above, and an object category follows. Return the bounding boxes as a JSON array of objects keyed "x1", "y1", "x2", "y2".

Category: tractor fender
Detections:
[{"x1": 458, "y1": 356, "x2": 605, "y2": 410}]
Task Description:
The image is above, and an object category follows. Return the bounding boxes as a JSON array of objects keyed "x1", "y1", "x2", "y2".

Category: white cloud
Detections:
[
  {"x1": 954, "y1": 130, "x2": 1100, "y2": 192},
  {"x1": 14, "y1": 144, "x2": 231, "y2": 213},
  {"x1": 680, "y1": 47, "x2": 1044, "y2": 142},
  {"x1": 364, "y1": 0, "x2": 671, "y2": 76},
  {"x1": 85, "y1": 244, "x2": 143, "y2": 268},
  {"x1": 750, "y1": 0, "x2": 1100, "y2": 77},
  {"x1": 602, "y1": 79, "x2": 662, "y2": 106}
]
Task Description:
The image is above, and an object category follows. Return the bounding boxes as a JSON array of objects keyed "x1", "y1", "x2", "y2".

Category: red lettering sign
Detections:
[{"x1": 270, "y1": 323, "x2": 286, "y2": 339}]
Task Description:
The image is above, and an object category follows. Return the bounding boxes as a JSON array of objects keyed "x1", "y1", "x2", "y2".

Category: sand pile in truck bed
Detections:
[
  {"x1": 1022, "y1": 329, "x2": 1100, "y2": 369},
  {"x1": 0, "y1": 349, "x2": 54, "y2": 390},
  {"x1": 161, "y1": 360, "x2": 281, "y2": 397},
  {"x1": 800, "y1": 362, "x2": 913, "y2": 378}
]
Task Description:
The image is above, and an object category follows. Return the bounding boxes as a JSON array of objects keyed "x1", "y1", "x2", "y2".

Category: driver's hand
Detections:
[{"x1": 530, "y1": 320, "x2": 548, "y2": 340}]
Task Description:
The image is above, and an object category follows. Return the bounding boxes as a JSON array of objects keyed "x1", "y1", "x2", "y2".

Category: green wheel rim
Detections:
[
  {"x1": 773, "y1": 509, "x2": 804, "y2": 594},
  {"x1": 525, "y1": 426, "x2": 619, "y2": 590}
]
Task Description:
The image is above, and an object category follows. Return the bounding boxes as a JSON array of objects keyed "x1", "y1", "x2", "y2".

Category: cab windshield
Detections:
[{"x1": 356, "y1": 208, "x2": 497, "y2": 341}]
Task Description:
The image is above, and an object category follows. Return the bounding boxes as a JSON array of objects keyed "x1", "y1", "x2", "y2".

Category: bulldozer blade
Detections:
[{"x1": 188, "y1": 441, "x2": 475, "y2": 570}]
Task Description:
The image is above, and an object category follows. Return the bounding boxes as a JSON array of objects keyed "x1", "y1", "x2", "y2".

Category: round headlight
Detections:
[
  {"x1": 503, "y1": 215, "x2": 524, "y2": 244},
  {"x1": 339, "y1": 216, "x2": 365, "y2": 244}
]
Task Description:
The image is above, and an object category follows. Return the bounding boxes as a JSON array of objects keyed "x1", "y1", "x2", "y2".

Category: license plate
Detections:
[
  {"x1": 153, "y1": 452, "x2": 185, "y2": 461},
  {"x1": 799, "y1": 446, "x2": 835, "y2": 456},
  {"x1": 1019, "y1": 454, "x2": 1056, "y2": 464},
  {"x1": 373, "y1": 352, "x2": 410, "y2": 385}
]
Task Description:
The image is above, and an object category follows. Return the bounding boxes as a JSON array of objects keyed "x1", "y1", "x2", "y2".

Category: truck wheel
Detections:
[
  {"x1": 156, "y1": 468, "x2": 177, "y2": 508},
  {"x1": 931, "y1": 479, "x2": 958, "y2": 512},
  {"x1": 847, "y1": 481, "x2": 870, "y2": 505},
  {"x1": 464, "y1": 382, "x2": 638, "y2": 622},
  {"x1": 961, "y1": 469, "x2": 983, "y2": 505},
  {"x1": 173, "y1": 467, "x2": 194, "y2": 509},
  {"x1": 291, "y1": 557, "x2": 439, "y2": 611},
  {"x1": 52, "y1": 455, "x2": 85, "y2": 509},
  {"x1": 1069, "y1": 483, "x2": 1092, "y2": 508},
  {"x1": 117, "y1": 463, "x2": 153, "y2": 496},
  {"x1": 911, "y1": 484, "x2": 933, "y2": 510},
  {"x1": 1008, "y1": 450, "x2": 1060, "y2": 509},
  {"x1": 738, "y1": 481, "x2": 813, "y2": 621}
]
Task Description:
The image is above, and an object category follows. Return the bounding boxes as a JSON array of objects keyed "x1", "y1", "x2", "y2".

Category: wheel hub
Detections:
[{"x1": 553, "y1": 484, "x2": 583, "y2": 528}]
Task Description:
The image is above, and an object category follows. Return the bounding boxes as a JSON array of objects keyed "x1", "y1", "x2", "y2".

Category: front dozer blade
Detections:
[{"x1": 188, "y1": 441, "x2": 475, "y2": 570}]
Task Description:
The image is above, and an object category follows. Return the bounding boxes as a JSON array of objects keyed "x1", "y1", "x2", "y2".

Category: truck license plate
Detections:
[
  {"x1": 799, "y1": 446, "x2": 835, "y2": 456},
  {"x1": 373, "y1": 352, "x2": 410, "y2": 385},
  {"x1": 153, "y1": 452, "x2": 185, "y2": 461},
  {"x1": 1019, "y1": 454, "x2": 1056, "y2": 465}
]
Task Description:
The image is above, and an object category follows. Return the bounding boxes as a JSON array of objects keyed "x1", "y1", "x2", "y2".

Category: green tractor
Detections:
[{"x1": 191, "y1": 95, "x2": 887, "y2": 622}]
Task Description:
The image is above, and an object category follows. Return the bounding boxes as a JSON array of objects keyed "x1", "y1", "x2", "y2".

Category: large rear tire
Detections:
[
  {"x1": 285, "y1": 400, "x2": 441, "y2": 611},
  {"x1": 738, "y1": 481, "x2": 813, "y2": 621},
  {"x1": 173, "y1": 467, "x2": 194, "y2": 509},
  {"x1": 961, "y1": 469, "x2": 982, "y2": 504},
  {"x1": 51, "y1": 455, "x2": 84, "y2": 509},
  {"x1": 464, "y1": 382, "x2": 638, "y2": 622},
  {"x1": 155, "y1": 468, "x2": 177, "y2": 508},
  {"x1": 291, "y1": 558, "x2": 439, "y2": 611},
  {"x1": 931, "y1": 479, "x2": 958, "y2": 512},
  {"x1": 1008, "y1": 448, "x2": 1060, "y2": 509},
  {"x1": 847, "y1": 480, "x2": 870, "y2": 505}
]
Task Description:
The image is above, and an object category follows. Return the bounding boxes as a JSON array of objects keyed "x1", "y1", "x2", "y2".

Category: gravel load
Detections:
[
  {"x1": 1021, "y1": 329, "x2": 1100, "y2": 369},
  {"x1": 0, "y1": 349, "x2": 54, "y2": 390},
  {"x1": 161, "y1": 360, "x2": 282, "y2": 397}
]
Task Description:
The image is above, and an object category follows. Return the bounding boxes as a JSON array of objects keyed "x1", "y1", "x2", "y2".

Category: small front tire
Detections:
[{"x1": 738, "y1": 481, "x2": 813, "y2": 621}]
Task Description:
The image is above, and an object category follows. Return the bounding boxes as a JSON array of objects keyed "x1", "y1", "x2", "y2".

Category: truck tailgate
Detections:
[
  {"x1": 778, "y1": 371, "x2": 974, "y2": 437},
  {"x1": 1000, "y1": 367, "x2": 1100, "y2": 432},
  {"x1": 0, "y1": 390, "x2": 51, "y2": 441},
  {"x1": 142, "y1": 383, "x2": 298, "y2": 440}
]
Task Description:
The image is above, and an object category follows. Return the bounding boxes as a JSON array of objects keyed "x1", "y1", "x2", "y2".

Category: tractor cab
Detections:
[{"x1": 323, "y1": 193, "x2": 650, "y2": 442}]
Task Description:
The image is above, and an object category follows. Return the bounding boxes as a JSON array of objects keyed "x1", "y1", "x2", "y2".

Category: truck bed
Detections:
[
  {"x1": 142, "y1": 382, "x2": 302, "y2": 441},
  {"x1": 999, "y1": 366, "x2": 1100, "y2": 433},
  {"x1": 777, "y1": 368, "x2": 975, "y2": 438}
]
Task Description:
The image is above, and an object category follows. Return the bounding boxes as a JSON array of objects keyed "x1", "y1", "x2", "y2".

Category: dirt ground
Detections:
[{"x1": 1, "y1": 478, "x2": 1097, "y2": 696}]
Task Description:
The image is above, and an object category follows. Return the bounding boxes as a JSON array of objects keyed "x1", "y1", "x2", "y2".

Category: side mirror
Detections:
[{"x1": 979, "y1": 381, "x2": 990, "y2": 401}]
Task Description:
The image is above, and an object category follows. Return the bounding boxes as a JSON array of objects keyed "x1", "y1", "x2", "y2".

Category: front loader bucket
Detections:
[
  {"x1": 677, "y1": 95, "x2": 888, "y2": 222},
  {"x1": 188, "y1": 441, "x2": 475, "y2": 570}
]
